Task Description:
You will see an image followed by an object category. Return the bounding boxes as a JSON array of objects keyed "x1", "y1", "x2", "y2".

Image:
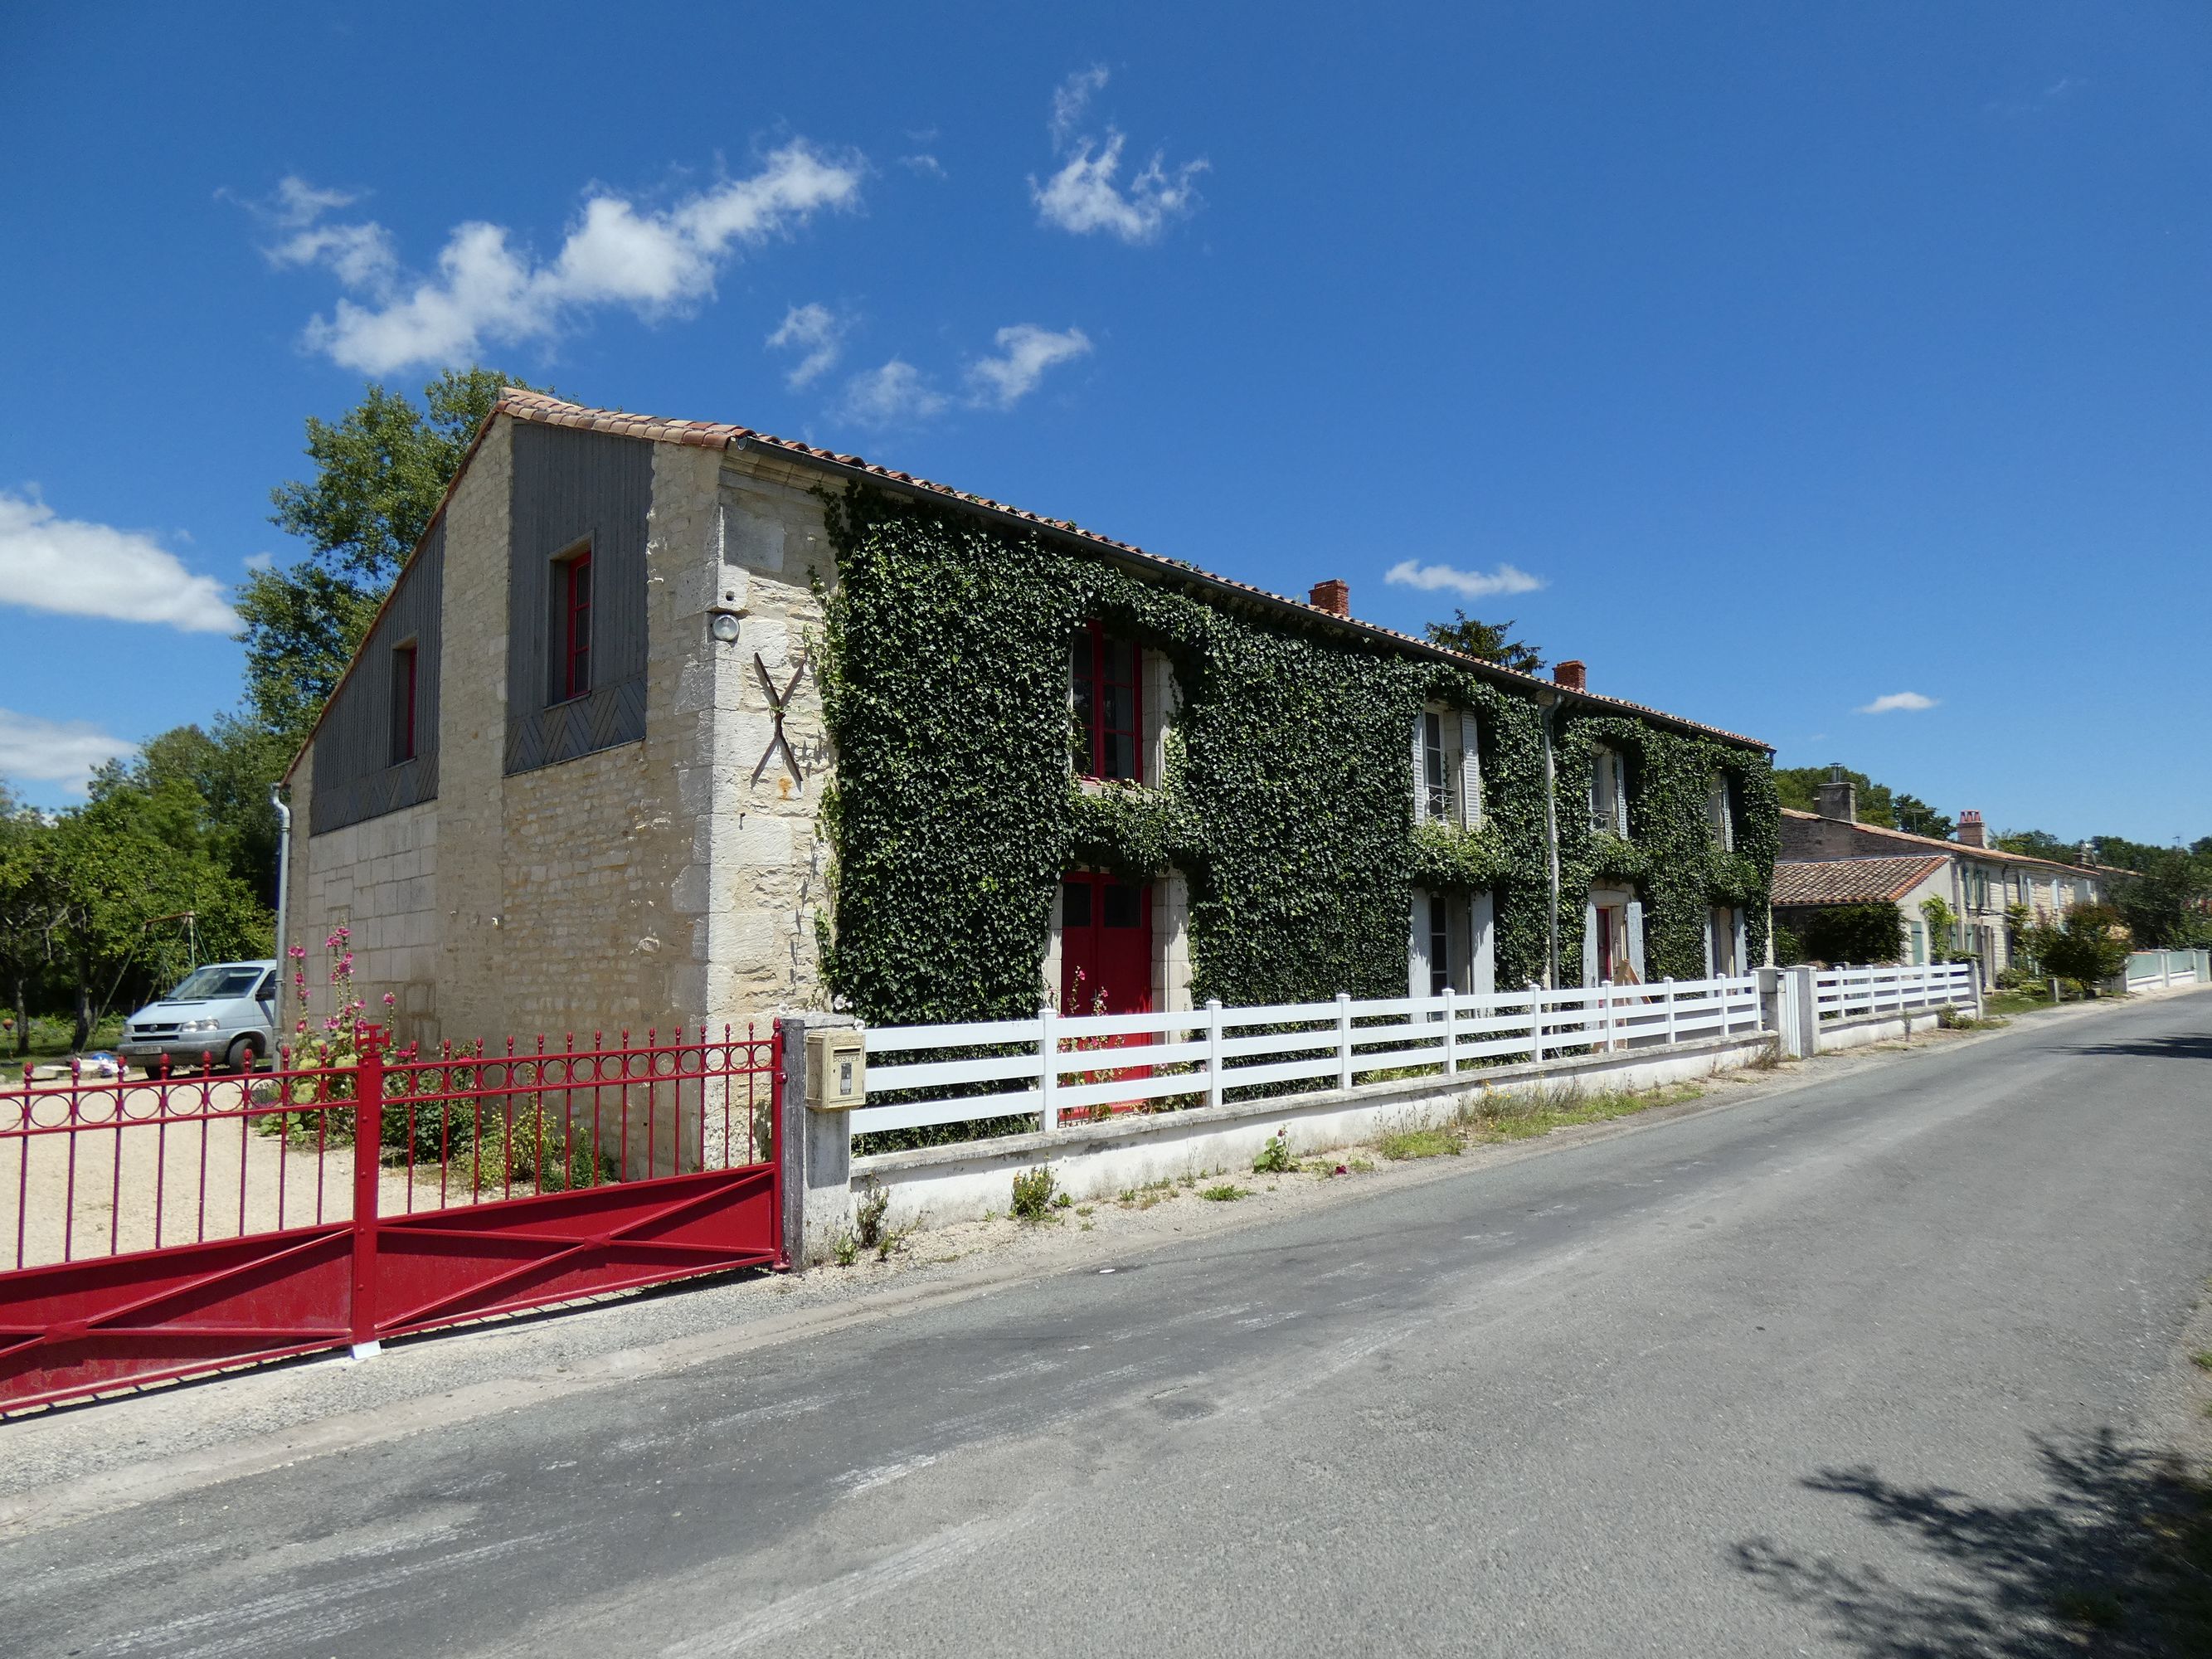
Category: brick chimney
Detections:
[
  {"x1": 1816, "y1": 764, "x2": 1856, "y2": 823},
  {"x1": 1553, "y1": 659, "x2": 1587, "y2": 693},
  {"x1": 1957, "y1": 809, "x2": 1985, "y2": 849},
  {"x1": 1308, "y1": 579, "x2": 1349, "y2": 617}
]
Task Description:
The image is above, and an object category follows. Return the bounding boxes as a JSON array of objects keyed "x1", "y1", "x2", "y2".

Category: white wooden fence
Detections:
[
  {"x1": 851, "y1": 975, "x2": 1764, "y2": 1139},
  {"x1": 2125, "y1": 949, "x2": 2210, "y2": 992},
  {"x1": 1809, "y1": 961, "x2": 1976, "y2": 1022}
]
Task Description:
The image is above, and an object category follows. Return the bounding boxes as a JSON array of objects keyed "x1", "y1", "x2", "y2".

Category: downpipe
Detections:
[{"x1": 270, "y1": 785, "x2": 291, "y2": 1027}]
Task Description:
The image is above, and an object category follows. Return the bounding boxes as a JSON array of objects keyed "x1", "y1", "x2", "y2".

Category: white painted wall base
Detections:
[
  {"x1": 843, "y1": 1031, "x2": 1774, "y2": 1243},
  {"x1": 1815, "y1": 1008, "x2": 1948, "y2": 1052}
]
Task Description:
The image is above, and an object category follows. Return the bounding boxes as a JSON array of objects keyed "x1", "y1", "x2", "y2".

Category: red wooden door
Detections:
[{"x1": 1060, "y1": 875, "x2": 1153, "y2": 1016}]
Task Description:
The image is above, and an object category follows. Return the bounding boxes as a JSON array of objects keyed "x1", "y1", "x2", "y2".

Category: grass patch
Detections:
[
  {"x1": 2191, "y1": 1351, "x2": 2212, "y2": 1373},
  {"x1": 1459, "y1": 1081, "x2": 1705, "y2": 1144},
  {"x1": 1198, "y1": 1183, "x2": 1248, "y2": 1202},
  {"x1": 1378, "y1": 1126, "x2": 1461, "y2": 1161}
]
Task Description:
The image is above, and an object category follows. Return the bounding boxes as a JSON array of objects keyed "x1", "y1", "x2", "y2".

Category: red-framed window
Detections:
[
  {"x1": 390, "y1": 642, "x2": 418, "y2": 764},
  {"x1": 1071, "y1": 624, "x2": 1141, "y2": 781},
  {"x1": 560, "y1": 550, "x2": 593, "y2": 702}
]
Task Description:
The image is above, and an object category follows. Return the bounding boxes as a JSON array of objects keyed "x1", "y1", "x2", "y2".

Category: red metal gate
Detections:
[{"x1": 0, "y1": 1024, "x2": 780, "y2": 1413}]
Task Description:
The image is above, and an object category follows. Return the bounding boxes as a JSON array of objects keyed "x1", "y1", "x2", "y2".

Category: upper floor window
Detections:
[
  {"x1": 1704, "y1": 772, "x2": 1734, "y2": 851},
  {"x1": 389, "y1": 641, "x2": 418, "y2": 765},
  {"x1": 1589, "y1": 747, "x2": 1627, "y2": 837},
  {"x1": 554, "y1": 547, "x2": 592, "y2": 703},
  {"x1": 1072, "y1": 625, "x2": 1142, "y2": 781},
  {"x1": 1412, "y1": 707, "x2": 1481, "y2": 827}
]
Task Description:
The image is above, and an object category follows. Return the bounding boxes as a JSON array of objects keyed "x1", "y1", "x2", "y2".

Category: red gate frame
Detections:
[{"x1": 0, "y1": 1024, "x2": 782, "y2": 1413}]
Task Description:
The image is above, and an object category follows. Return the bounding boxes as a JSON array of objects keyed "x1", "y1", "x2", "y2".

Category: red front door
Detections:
[{"x1": 1061, "y1": 875, "x2": 1153, "y2": 1016}]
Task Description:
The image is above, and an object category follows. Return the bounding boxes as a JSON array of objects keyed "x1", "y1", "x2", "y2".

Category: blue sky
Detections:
[{"x1": 2, "y1": 3, "x2": 2206, "y2": 841}]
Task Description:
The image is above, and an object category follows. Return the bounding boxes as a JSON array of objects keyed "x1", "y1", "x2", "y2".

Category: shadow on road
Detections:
[
  {"x1": 2060, "y1": 1034, "x2": 2212, "y2": 1063},
  {"x1": 1733, "y1": 1429, "x2": 2212, "y2": 1657}
]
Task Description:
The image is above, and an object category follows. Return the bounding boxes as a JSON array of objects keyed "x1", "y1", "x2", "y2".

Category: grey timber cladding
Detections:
[
  {"x1": 504, "y1": 422, "x2": 652, "y2": 773},
  {"x1": 309, "y1": 522, "x2": 443, "y2": 834}
]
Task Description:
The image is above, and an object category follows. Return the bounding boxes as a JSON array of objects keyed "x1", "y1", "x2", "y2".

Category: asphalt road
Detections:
[{"x1": 6, "y1": 993, "x2": 2210, "y2": 1657}]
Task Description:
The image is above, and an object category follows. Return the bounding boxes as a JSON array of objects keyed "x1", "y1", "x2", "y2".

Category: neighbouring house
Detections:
[
  {"x1": 1777, "y1": 771, "x2": 2107, "y2": 980},
  {"x1": 280, "y1": 390, "x2": 1779, "y2": 1048}
]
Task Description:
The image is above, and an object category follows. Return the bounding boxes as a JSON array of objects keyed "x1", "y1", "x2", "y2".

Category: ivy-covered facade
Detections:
[
  {"x1": 819, "y1": 487, "x2": 1777, "y2": 1027},
  {"x1": 280, "y1": 390, "x2": 1778, "y2": 1051}
]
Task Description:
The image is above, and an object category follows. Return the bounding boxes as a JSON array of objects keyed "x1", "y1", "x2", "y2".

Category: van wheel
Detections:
[{"x1": 226, "y1": 1034, "x2": 265, "y2": 1073}]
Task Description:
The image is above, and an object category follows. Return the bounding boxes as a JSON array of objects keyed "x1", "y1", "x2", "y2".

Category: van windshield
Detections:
[{"x1": 167, "y1": 966, "x2": 264, "y2": 1002}]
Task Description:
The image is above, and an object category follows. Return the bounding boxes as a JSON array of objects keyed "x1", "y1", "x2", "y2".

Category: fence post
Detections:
[
  {"x1": 1530, "y1": 984, "x2": 1545, "y2": 1066},
  {"x1": 1664, "y1": 977, "x2": 1677, "y2": 1045},
  {"x1": 1205, "y1": 999, "x2": 1223, "y2": 1111},
  {"x1": 1335, "y1": 992, "x2": 1353, "y2": 1091},
  {"x1": 1442, "y1": 986, "x2": 1457, "y2": 1075},
  {"x1": 349, "y1": 1024, "x2": 385, "y2": 1360},
  {"x1": 1602, "y1": 980, "x2": 1614, "y2": 1051},
  {"x1": 1791, "y1": 965, "x2": 1819, "y2": 1056},
  {"x1": 1038, "y1": 1006, "x2": 1059, "y2": 1132}
]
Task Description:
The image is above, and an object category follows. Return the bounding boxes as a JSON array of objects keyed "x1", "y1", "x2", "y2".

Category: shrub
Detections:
[
  {"x1": 1011, "y1": 1165, "x2": 1056, "y2": 1221},
  {"x1": 1792, "y1": 904, "x2": 1905, "y2": 965},
  {"x1": 1252, "y1": 1129, "x2": 1295, "y2": 1175},
  {"x1": 2031, "y1": 903, "x2": 2133, "y2": 989}
]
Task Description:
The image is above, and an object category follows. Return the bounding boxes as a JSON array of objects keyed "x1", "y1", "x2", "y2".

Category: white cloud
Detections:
[
  {"x1": 1032, "y1": 67, "x2": 1206, "y2": 244},
  {"x1": 0, "y1": 489, "x2": 236, "y2": 633},
  {"x1": 965, "y1": 324, "x2": 1092, "y2": 410},
  {"x1": 0, "y1": 708, "x2": 134, "y2": 791},
  {"x1": 898, "y1": 154, "x2": 946, "y2": 179},
  {"x1": 1383, "y1": 558, "x2": 1546, "y2": 600},
  {"x1": 842, "y1": 360, "x2": 947, "y2": 427},
  {"x1": 272, "y1": 144, "x2": 865, "y2": 373},
  {"x1": 243, "y1": 551, "x2": 274, "y2": 572},
  {"x1": 766, "y1": 303, "x2": 845, "y2": 388},
  {"x1": 1857, "y1": 691, "x2": 1940, "y2": 714}
]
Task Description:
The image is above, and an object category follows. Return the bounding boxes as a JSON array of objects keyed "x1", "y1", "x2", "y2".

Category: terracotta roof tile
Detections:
[
  {"x1": 1772, "y1": 856, "x2": 1950, "y2": 907},
  {"x1": 1779, "y1": 810, "x2": 2105, "y2": 877}
]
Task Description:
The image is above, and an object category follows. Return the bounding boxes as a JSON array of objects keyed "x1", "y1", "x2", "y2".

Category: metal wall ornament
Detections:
[{"x1": 751, "y1": 654, "x2": 810, "y2": 787}]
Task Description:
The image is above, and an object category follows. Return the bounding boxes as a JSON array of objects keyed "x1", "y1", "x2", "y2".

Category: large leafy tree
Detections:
[
  {"x1": 1422, "y1": 611, "x2": 1545, "y2": 675},
  {"x1": 241, "y1": 367, "x2": 541, "y2": 745},
  {"x1": 1893, "y1": 794, "x2": 1953, "y2": 840},
  {"x1": 1771, "y1": 766, "x2": 1898, "y2": 830}
]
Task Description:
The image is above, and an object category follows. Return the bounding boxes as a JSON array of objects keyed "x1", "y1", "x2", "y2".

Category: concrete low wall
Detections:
[
  {"x1": 1814, "y1": 1007, "x2": 1950, "y2": 1053},
  {"x1": 840, "y1": 1030, "x2": 1776, "y2": 1243}
]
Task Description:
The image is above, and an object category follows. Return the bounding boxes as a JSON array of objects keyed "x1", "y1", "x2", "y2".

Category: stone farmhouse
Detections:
[
  {"x1": 280, "y1": 390, "x2": 1779, "y2": 1047},
  {"x1": 1777, "y1": 771, "x2": 2107, "y2": 979}
]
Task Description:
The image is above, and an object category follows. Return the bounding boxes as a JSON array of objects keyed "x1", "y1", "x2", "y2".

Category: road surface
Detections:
[{"x1": 5, "y1": 992, "x2": 2210, "y2": 1657}]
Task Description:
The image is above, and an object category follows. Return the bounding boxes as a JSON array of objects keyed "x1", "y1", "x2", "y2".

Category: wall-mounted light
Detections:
[{"x1": 709, "y1": 610, "x2": 742, "y2": 645}]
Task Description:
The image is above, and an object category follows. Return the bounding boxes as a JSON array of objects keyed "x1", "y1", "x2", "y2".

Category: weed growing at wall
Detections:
[{"x1": 817, "y1": 486, "x2": 1773, "y2": 1029}]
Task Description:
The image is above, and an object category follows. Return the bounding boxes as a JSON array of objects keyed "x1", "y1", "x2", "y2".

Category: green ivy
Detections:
[{"x1": 817, "y1": 486, "x2": 1775, "y2": 1024}]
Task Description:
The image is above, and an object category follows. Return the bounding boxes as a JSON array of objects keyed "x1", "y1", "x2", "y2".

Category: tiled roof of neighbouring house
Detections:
[
  {"x1": 1771, "y1": 855, "x2": 1951, "y2": 908},
  {"x1": 1778, "y1": 810, "x2": 2115, "y2": 878},
  {"x1": 486, "y1": 389, "x2": 1773, "y2": 752}
]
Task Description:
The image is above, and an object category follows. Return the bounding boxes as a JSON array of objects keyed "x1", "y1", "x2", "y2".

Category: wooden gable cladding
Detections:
[
  {"x1": 503, "y1": 421, "x2": 652, "y2": 774},
  {"x1": 309, "y1": 520, "x2": 444, "y2": 834}
]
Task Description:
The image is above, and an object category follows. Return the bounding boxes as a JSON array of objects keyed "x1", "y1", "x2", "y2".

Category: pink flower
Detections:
[
  {"x1": 383, "y1": 993, "x2": 396, "y2": 1007},
  {"x1": 287, "y1": 945, "x2": 307, "y2": 961}
]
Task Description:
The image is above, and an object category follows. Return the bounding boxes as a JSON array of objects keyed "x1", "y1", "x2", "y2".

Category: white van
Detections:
[{"x1": 119, "y1": 960, "x2": 279, "y2": 1074}]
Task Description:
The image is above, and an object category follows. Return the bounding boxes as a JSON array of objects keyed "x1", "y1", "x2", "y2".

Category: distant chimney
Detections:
[
  {"x1": 1957, "y1": 810, "x2": 1985, "y2": 849},
  {"x1": 1309, "y1": 579, "x2": 1349, "y2": 617},
  {"x1": 1553, "y1": 659, "x2": 1587, "y2": 693},
  {"x1": 1816, "y1": 765, "x2": 1856, "y2": 823}
]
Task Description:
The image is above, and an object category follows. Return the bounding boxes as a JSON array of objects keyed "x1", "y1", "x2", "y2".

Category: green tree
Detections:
[
  {"x1": 1422, "y1": 611, "x2": 1545, "y2": 675},
  {"x1": 1991, "y1": 828, "x2": 2079, "y2": 865},
  {"x1": 1893, "y1": 794, "x2": 1953, "y2": 840},
  {"x1": 1772, "y1": 766, "x2": 1898, "y2": 830},
  {"x1": 2027, "y1": 902, "x2": 2132, "y2": 991},
  {"x1": 2106, "y1": 849, "x2": 2212, "y2": 949},
  {"x1": 244, "y1": 367, "x2": 542, "y2": 744}
]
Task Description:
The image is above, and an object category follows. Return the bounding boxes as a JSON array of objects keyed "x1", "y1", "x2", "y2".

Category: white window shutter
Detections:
[
  {"x1": 1612, "y1": 753, "x2": 1629, "y2": 835},
  {"x1": 1471, "y1": 890, "x2": 1495, "y2": 995},
  {"x1": 1408, "y1": 888, "x2": 1429, "y2": 998},
  {"x1": 1733, "y1": 912, "x2": 1748, "y2": 977},
  {"x1": 1702, "y1": 911, "x2": 1715, "y2": 978},
  {"x1": 1582, "y1": 899, "x2": 1600, "y2": 987},
  {"x1": 1410, "y1": 714, "x2": 1427, "y2": 823},
  {"x1": 1458, "y1": 711, "x2": 1480, "y2": 829},
  {"x1": 1626, "y1": 900, "x2": 1646, "y2": 980}
]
